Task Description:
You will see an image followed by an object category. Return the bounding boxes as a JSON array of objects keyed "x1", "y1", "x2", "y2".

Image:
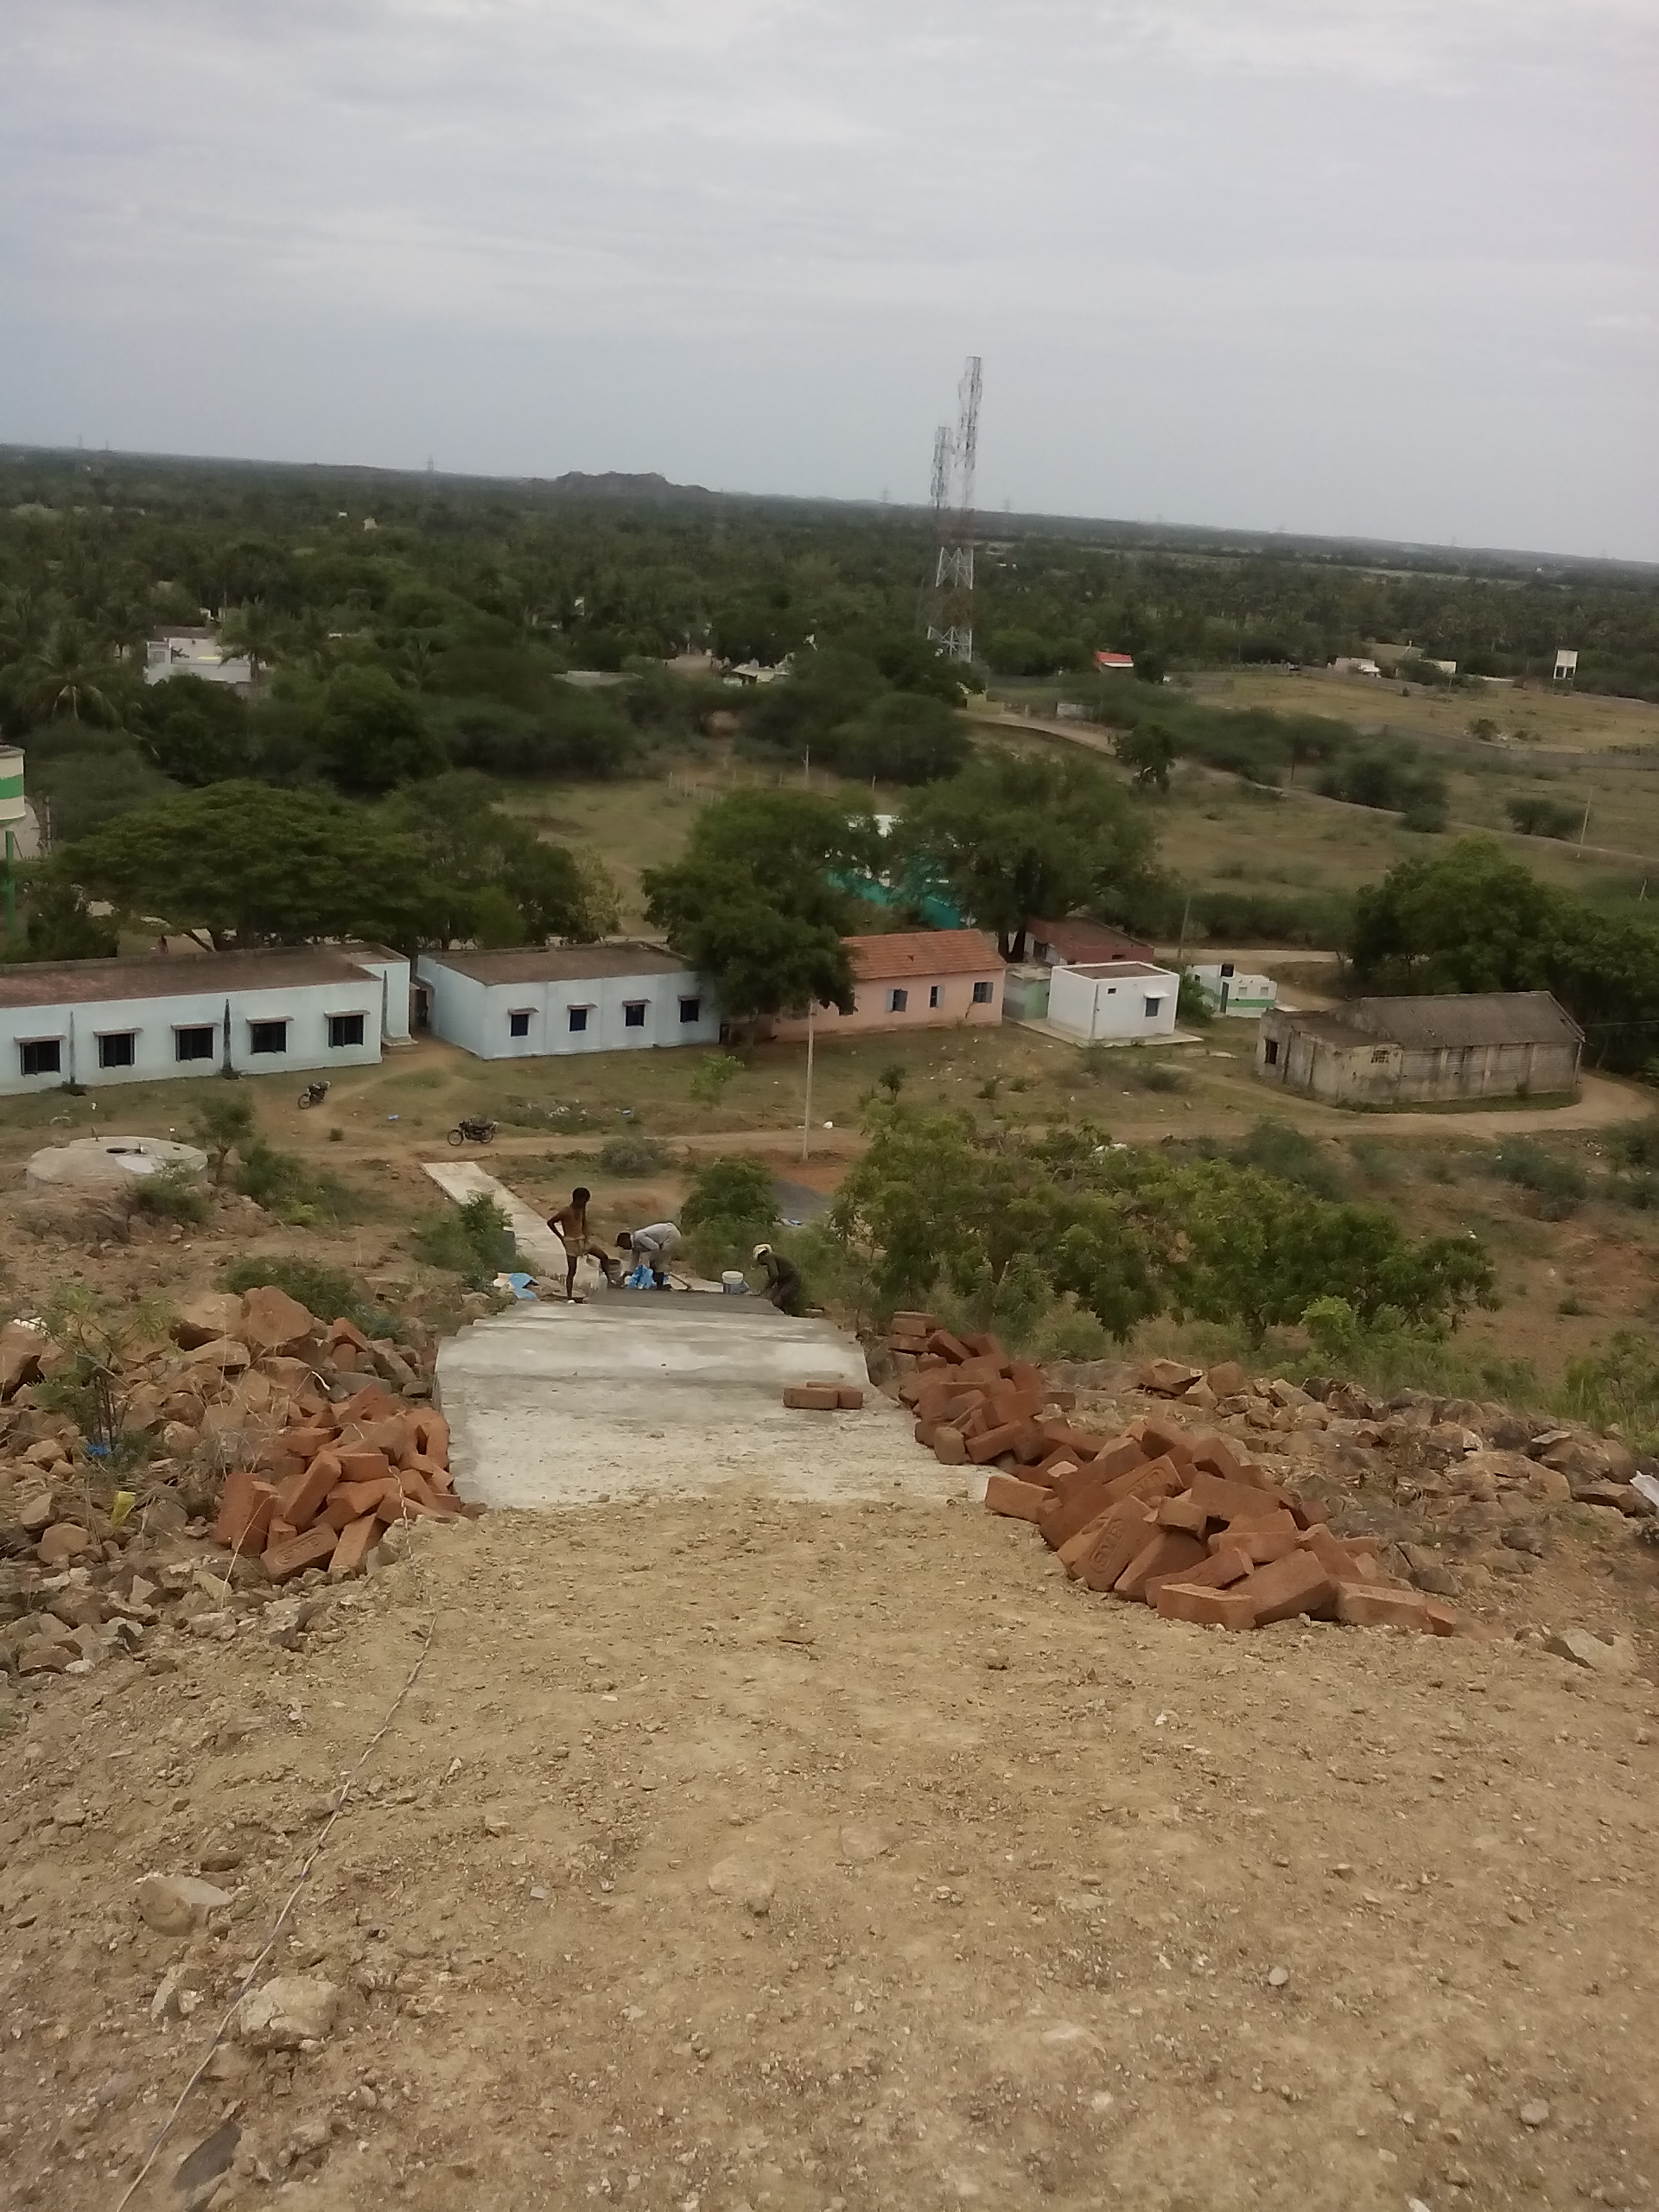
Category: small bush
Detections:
[
  {"x1": 681, "y1": 1154, "x2": 779, "y2": 1276},
  {"x1": 1558, "y1": 1331, "x2": 1659, "y2": 1451},
  {"x1": 1031, "y1": 1302, "x2": 1111, "y2": 1363},
  {"x1": 1128, "y1": 1058, "x2": 1183, "y2": 1093},
  {"x1": 1230, "y1": 1118, "x2": 1344, "y2": 1199},
  {"x1": 1609, "y1": 1117, "x2": 1659, "y2": 1173},
  {"x1": 1077, "y1": 1043, "x2": 1112, "y2": 1078},
  {"x1": 1607, "y1": 1170, "x2": 1659, "y2": 1211},
  {"x1": 1490, "y1": 1139, "x2": 1588, "y2": 1218},
  {"x1": 234, "y1": 1138, "x2": 359, "y2": 1228},
  {"x1": 598, "y1": 1133, "x2": 671, "y2": 1176},
  {"x1": 497, "y1": 1098, "x2": 596, "y2": 1132},
  {"x1": 411, "y1": 1192, "x2": 516, "y2": 1285},
  {"x1": 688, "y1": 1053, "x2": 742, "y2": 1108},
  {"x1": 222, "y1": 1256, "x2": 384, "y2": 1335},
  {"x1": 130, "y1": 1162, "x2": 209, "y2": 1224}
]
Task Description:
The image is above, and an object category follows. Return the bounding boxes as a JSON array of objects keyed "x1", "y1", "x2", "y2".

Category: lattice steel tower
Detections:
[{"x1": 925, "y1": 354, "x2": 982, "y2": 664}]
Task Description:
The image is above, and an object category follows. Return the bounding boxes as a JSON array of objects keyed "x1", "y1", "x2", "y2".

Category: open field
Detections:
[{"x1": 1183, "y1": 666, "x2": 1659, "y2": 754}]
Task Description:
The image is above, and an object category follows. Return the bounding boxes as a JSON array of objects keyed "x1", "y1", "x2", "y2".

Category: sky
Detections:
[{"x1": 3, "y1": 1, "x2": 1656, "y2": 560}]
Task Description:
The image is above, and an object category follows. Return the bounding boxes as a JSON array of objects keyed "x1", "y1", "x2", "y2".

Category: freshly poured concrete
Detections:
[{"x1": 436, "y1": 1295, "x2": 971, "y2": 1509}]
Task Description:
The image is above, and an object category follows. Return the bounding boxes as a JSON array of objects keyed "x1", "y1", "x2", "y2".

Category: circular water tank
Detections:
[{"x1": 25, "y1": 1135, "x2": 208, "y2": 1192}]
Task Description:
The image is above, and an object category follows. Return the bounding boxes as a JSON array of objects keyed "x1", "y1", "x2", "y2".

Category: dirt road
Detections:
[{"x1": 5, "y1": 1477, "x2": 1656, "y2": 2212}]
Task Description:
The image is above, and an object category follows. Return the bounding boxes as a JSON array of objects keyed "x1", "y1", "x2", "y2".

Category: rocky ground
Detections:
[{"x1": 2, "y1": 1319, "x2": 1656, "y2": 2212}]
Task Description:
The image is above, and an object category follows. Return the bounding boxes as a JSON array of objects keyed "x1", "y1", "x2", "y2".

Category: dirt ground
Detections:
[{"x1": 3, "y1": 1437, "x2": 1657, "y2": 2212}]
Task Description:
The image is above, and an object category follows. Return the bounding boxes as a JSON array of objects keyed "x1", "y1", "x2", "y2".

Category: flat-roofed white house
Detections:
[
  {"x1": 143, "y1": 626, "x2": 254, "y2": 690},
  {"x1": 1187, "y1": 962, "x2": 1277, "y2": 1017},
  {"x1": 1047, "y1": 959, "x2": 1179, "y2": 1044},
  {"x1": 0, "y1": 944, "x2": 410, "y2": 1096},
  {"x1": 416, "y1": 944, "x2": 720, "y2": 1059}
]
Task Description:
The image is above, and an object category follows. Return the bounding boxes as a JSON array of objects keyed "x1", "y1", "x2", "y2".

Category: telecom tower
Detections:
[{"x1": 925, "y1": 355, "x2": 982, "y2": 664}]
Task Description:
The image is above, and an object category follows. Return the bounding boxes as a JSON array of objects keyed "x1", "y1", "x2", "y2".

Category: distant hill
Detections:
[{"x1": 542, "y1": 470, "x2": 716, "y2": 502}]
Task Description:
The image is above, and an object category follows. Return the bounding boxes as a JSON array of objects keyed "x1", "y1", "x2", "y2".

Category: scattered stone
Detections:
[
  {"x1": 708, "y1": 1855, "x2": 775, "y2": 1916},
  {"x1": 1501, "y1": 1524, "x2": 1547, "y2": 1557},
  {"x1": 1543, "y1": 1628, "x2": 1637, "y2": 1676},
  {"x1": 1205, "y1": 1362, "x2": 1246, "y2": 1399},
  {"x1": 838, "y1": 1822, "x2": 891, "y2": 1865},
  {"x1": 1267, "y1": 1966, "x2": 1290, "y2": 1988},
  {"x1": 0, "y1": 1319, "x2": 47, "y2": 1400},
  {"x1": 172, "y1": 1294, "x2": 249, "y2": 1351},
  {"x1": 150, "y1": 1961, "x2": 207, "y2": 2022},
  {"x1": 134, "y1": 1872, "x2": 235, "y2": 1936},
  {"x1": 174, "y1": 2118, "x2": 241, "y2": 2199},
  {"x1": 1138, "y1": 1359, "x2": 1202, "y2": 1398},
  {"x1": 16, "y1": 1490, "x2": 57, "y2": 1535},
  {"x1": 232, "y1": 1974, "x2": 340, "y2": 2050},
  {"x1": 36, "y1": 1522, "x2": 92, "y2": 1567},
  {"x1": 1518, "y1": 2101, "x2": 1550, "y2": 2129}
]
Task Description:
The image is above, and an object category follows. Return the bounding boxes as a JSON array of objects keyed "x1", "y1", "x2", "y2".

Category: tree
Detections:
[
  {"x1": 191, "y1": 1094, "x2": 256, "y2": 1186},
  {"x1": 132, "y1": 673, "x2": 251, "y2": 785},
  {"x1": 1506, "y1": 795, "x2": 1577, "y2": 840},
  {"x1": 381, "y1": 772, "x2": 619, "y2": 944},
  {"x1": 23, "y1": 618, "x2": 123, "y2": 725},
  {"x1": 825, "y1": 692, "x2": 969, "y2": 785},
  {"x1": 13, "y1": 872, "x2": 119, "y2": 962},
  {"x1": 897, "y1": 748, "x2": 1162, "y2": 958},
  {"x1": 1116, "y1": 726, "x2": 1175, "y2": 793},
  {"x1": 55, "y1": 781, "x2": 444, "y2": 945},
  {"x1": 218, "y1": 600, "x2": 283, "y2": 677},
  {"x1": 318, "y1": 664, "x2": 445, "y2": 791}
]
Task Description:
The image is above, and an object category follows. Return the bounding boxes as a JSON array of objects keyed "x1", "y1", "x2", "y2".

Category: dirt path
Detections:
[{"x1": 4, "y1": 1478, "x2": 1656, "y2": 2212}]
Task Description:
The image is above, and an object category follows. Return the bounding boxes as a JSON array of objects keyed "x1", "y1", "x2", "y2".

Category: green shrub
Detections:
[
  {"x1": 130, "y1": 1162, "x2": 209, "y2": 1224},
  {"x1": 1230, "y1": 1119, "x2": 1345, "y2": 1200},
  {"x1": 411, "y1": 1192, "x2": 516, "y2": 1285},
  {"x1": 1128, "y1": 1057, "x2": 1183, "y2": 1093},
  {"x1": 680, "y1": 1154, "x2": 779, "y2": 1277},
  {"x1": 597, "y1": 1132, "x2": 671, "y2": 1176},
  {"x1": 1609, "y1": 1117, "x2": 1659, "y2": 1172},
  {"x1": 1490, "y1": 1139, "x2": 1588, "y2": 1217},
  {"x1": 222, "y1": 1256, "x2": 384, "y2": 1334},
  {"x1": 1031, "y1": 1301, "x2": 1111, "y2": 1363},
  {"x1": 1558, "y1": 1332, "x2": 1659, "y2": 1451},
  {"x1": 1300, "y1": 1295, "x2": 1536, "y2": 1403},
  {"x1": 234, "y1": 1138, "x2": 359, "y2": 1228}
]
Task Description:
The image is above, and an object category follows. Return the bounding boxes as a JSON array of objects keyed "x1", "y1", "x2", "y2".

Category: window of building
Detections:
[
  {"x1": 1370, "y1": 1046, "x2": 1390, "y2": 1064},
  {"x1": 568, "y1": 1006, "x2": 589, "y2": 1033},
  {"x1": 507, "y1": 1010, "x2": 531, "y2": 1039},
  {"x1": 928, "y1": 984, "x2": 941, "y2": 1008},
  {"x1": 248, "y1": 1020, "x2": 289, "y2": 1055},
  {"x1": 175, "y1": 1025, "x2": 214, "y2": 1063},
  {"x1": 328, "y1": 1013, "x2": 366, "y2": 1048},
  {"x1": 1263, "y1": 1039, "x2": 1280, "y2": 1066},
  {"x1": 887, "y1": 988, "x2": 908, "y2": 1014},
  {"x1": 97, "y1": 1031, "x2": 137, "y2": 1069},
  {"x1": 19, "y1": 1038, "x2": 61, "y2": 1077},
  {"x1": 971, "y1": 979, "x2": 994, "y2": 1005},
  {"x1": 1144, "y1": 996, "x2": 1163, "y2": 1019},
  {"x1": 623, "y1": 1001, "x2": 647, "y2": 1029},
  {"x1": 679, "y1": 996, "x2": 701, "y2": 1024}
]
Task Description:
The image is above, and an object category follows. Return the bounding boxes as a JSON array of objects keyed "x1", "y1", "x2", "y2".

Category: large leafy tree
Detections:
[
  {"x1": 897, "y1": 747, "x2": 1163, "y2": 957},
  {"x1": 55, "y1": 781, "x2": 444, "y2": 946},
  {"x1": 380, "y1": 772, "x2": 619, "y2": 945},
  {"x1": 131, "y1": 673, "x2": 251, "y2": 785},
  {"x1": 319, "y1": 664, "x2": 447, "y2": 791}
]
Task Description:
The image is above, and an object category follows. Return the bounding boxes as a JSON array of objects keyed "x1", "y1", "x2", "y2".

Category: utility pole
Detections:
[
  {"x1": 801, "y1": 1002, "x2": 815, "y2": 1163},
  {"x1": 923, "y1": 356, "x2": 982, "y2": 665},
  {"x1": 1577, "y1": 799, "x2": 1592, "y2": 855}
]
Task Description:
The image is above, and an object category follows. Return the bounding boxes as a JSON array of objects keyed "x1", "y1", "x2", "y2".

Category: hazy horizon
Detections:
[{"x1": 4, "y1": 3, "x2": 1656, "y2": 563}]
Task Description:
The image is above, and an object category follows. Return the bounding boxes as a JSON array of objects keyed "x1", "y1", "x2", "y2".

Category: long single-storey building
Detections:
[
  {"x1": 1025, "y1": 917, "x2": 1156, "y2": 967},
  {"x1": 416, "y1": 944, "x2": 721, "y2": 1059},
  {"x1": 770, "y1": 929, "x2": 1004, "y2": 1041},
  {"x1": 1255, "y1": 992, "x2": 1583, "y2": 1105},
  {"x1": 0, "y1": 944, "x2": 410, "y2": 1096}
]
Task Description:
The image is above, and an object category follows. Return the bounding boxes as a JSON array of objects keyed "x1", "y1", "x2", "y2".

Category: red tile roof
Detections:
[
  {"x1": 1027, "y1": 918, "x2": 1155, "y2": 964},
  {"x1": 846, "y1": 930, "x2": 1002, "y2": 981}
]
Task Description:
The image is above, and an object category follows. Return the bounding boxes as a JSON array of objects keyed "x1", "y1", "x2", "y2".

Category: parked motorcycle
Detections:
[
  {"x1": 298, "y1": 1081, "x2": 329, "y2": 1109},
  {"x1": 448, "y1": 1117, "x2": 498, "y2": 1146}
]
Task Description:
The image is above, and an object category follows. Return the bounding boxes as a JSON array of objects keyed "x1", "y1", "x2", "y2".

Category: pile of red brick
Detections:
[
  {"x1": 212, "y1": 1377, "x2": 477, "y2": 1585},
  {"x1": 888, "y1": 1313, "x2": 1456, "y2": 1637}
]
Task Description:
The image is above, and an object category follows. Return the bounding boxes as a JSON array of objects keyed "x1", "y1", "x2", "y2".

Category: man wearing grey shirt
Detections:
[{"x1": 614, "y1": 1222, "x2": 683, "y2": 1288}]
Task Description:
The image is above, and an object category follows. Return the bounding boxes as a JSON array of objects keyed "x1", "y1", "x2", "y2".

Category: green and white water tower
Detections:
[{"x1": 1, "y1": 745, "x2": 23, "y2": 943}]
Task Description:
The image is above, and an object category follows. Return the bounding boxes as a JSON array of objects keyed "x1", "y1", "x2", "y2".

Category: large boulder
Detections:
[
  {"x1": 172, "y1": 1294, "x2": 249, "y2": 1351},
  {"x1": 239, "y1": 1285, "x2": 320, "y2": 1357},
  {"x1": 0, "y1": 1322, "x2": 45, "y2": 1403}
]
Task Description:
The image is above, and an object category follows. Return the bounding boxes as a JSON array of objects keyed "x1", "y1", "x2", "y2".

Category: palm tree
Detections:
[
  {"x1": 26, "y1": 619, "x2": 120, "y2": 723},
  {"x1": 218, "y1": 599, "x2": 282, "y2": 677}
]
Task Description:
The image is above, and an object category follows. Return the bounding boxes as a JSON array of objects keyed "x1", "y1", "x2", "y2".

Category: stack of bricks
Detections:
[
  {"x1": 894, "y1": 1322, "x2": 1456, "y2": 1637},
  {"x1": 210, "y1": 1382, "x2": 479, "y2": 1584}
]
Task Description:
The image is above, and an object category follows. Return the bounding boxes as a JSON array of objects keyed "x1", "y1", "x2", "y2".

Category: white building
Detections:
[
  {"x1": 1047, "y1": 960, "x2": 1179, "y2": 1045},
  {"x1": 1554, "y1": 649, "x2": 1579, "y2": 683},
  {"x1": 0, "y1": 945, "x2": 410, "y2": 1097},
  {"x1": 143, "y1": 627, "x2": 253, "y2": 690},
  {"x1": 1187, "y1": 963, "x2": 1277, "y2": 1017},
  {"x1": 416, "y1": 944, "x2": 720, "y2": 1060}
]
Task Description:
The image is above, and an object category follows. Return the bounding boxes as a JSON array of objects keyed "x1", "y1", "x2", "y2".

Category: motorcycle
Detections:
[
  {"x1": 448, "y1": 1117, "x2": 498, "y2": 1147},
  {"x1": 298, "y1": 1081, "x2": 329, "y2": 1109}
]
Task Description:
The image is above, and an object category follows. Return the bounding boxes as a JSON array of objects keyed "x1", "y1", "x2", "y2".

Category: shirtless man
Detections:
[{"x1": 546, "y1": 1187, "x2": 620, "y2": 1301}]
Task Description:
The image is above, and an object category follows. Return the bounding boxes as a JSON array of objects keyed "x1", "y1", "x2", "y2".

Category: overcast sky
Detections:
[{"x1": 3, "y1": 2, "x2": 1656, "y2": 559}]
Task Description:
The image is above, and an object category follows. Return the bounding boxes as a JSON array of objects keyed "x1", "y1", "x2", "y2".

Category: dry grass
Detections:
[{"x1": 1184, "y1": 665, "x2": 1659, "y2": 755}]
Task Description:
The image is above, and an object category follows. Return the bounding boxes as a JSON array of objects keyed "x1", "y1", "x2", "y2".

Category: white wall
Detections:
[
  {"x1": 0, "y1": 979, "x2": 387, "y2": 1096},
  {"x1": 418, "y1": 959, "x2": 721, "y2": 1060},
  {"x1": 1048, "y1": 965, "x2": 1179, "y2": 1043},
  {"x1": 1189, "y1": 965, "x2": 1276, "y2": 1015}
]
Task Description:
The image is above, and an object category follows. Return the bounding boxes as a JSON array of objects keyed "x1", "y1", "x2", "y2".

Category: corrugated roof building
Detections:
[{"x1": 1256, "y1": 991, "x2": 1583, "y2": 1106}]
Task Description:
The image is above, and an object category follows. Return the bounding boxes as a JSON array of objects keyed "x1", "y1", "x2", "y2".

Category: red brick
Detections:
[
  {"x1": 1232, "y1": 1550, "x2": 1338, "y2": 1626},
  {"x1": 1169, "y1": 1544, "x2": 1252, "y2": 1592},
  {"x1": 1112, "y1": 1456, "x2": 1186, "y2": 1511},
  {"x1": 262, "y1": 1523, "x2": 340, "y2": 1581},
  {"x1": 1007, "y1": 1359, "x2": 1046, "y2": 1400},
  {"x1": 1424, "y1": 1600, "x2": 1459, "y2": 1637},
  {"x1": 968, "y1": 1421, "x2": 1024, "y2": 1465},
  {"x1": 1297, "y1": 1524, "x2": 1358, "y2": 1583},
  {"x1": 1137, "y1": 1416, "x2": 1196, "y2": 1464},
  {"x1": 276, "y1": 1448, "x2": 342, "y2": 1533},
  {"x1": 950, "y1": 1355, "x2": 1007, "y2": 1391},
  {"x1": 213, "y1": 1471, "x2": 266, "y2": 1551},
  {"x1": 1077, "y1": 1507, "x2": 1156, "y2": 1592},
  {"x1": 336, "y1": 1446, "x2": 392, "y2": 1487},
  {"x1": 925, "y1": 1328, "x2": 972, "y2": 1363},
  {"x1": 1039, "y1": 1471, "x2": 1118, "y2": 1548},
  {"x1": 1154, "y1": 1492, "x2": 1209, "y2": 1535},
  {"x1": 984, "y1": 1474, "x2": 1050, "y2": 1522},
  {"x1": 335, "y1": 1383, "x2": 404, "y2": 1426},
  {"x1": 1007, "y1": 1421, "x2": 1049, "y2": 1465},
  {"x1": 1290, "y1": 1497, "x2": 1329, "y2": 1529},
  {"x1": 265, "y1": 1516, "x2": 297, "y2": 1548},
  {"x1": 1154, "y1": 1581, "x2": 1258, "y2": 1630},
  {"x1": 957, "y1": 1331, "x2": 1005, "y2": 1361},
  {"x1": 784, "y1": 1384, "x2": 840, "y2": 1410},
  {"x1": 1211, "y1": 1515, "x2": 1301, "y2": 1565},
  {"x1": 891, "y1": 1311, "x2": 937, "y2": 1333},
  {"x1": 932, "y1": 1427, "x2": 969, "y2": 1465},
  {"x1": 1334, "y1": 1583, "x2": 1433, "y2": 1630},
  {"x1": 410, "y1": 1408, "x2": 449, "y2": 1461},
  {"x1": 328, "y1": 1514, "x2": 379, "y2": 1579},
  {"x1": 264, "y1": 1424, "x2": 337, "y2": 1465},
  {"x1": 323, "y1": 1477, "x2": 397, "y2": 1531},
  {"x1": 1057, "y1": 1495, "x2": 1147, "y2": 1574},
  {"x1": 326, "y1": 1317, "x2": 371, "y2": 1352},
  {"x1": 1115, "y1": 1529, "x2": 1207, "y2": 1601},
  {"x1": 1185, "y1": 1471, "x2": 1294, "y2": 1524}
]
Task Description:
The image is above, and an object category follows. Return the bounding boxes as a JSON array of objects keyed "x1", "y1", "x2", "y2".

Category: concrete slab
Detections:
[
  {"x1": 422, "y1": 1158, "x2": 569, "y2": 1274},
  {"x1": 436, "y1": 1299, "x2": 974, "y2": 1510}
]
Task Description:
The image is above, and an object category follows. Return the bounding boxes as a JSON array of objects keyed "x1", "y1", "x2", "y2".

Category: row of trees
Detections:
[{"x1": 830, "y1": 1111, "x2": 1497, "y2": 1342}]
